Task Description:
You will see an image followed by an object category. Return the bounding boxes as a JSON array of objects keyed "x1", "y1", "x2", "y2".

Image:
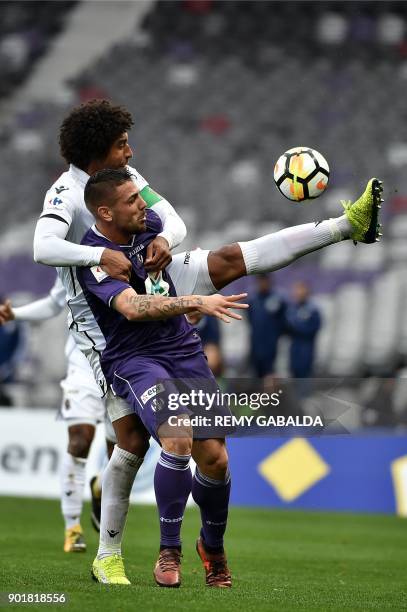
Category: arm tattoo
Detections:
[{"x1": 125, "y1": 294, "x2": 204, "y2": 320}]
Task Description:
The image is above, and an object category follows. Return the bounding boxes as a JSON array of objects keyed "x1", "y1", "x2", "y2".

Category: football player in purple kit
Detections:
[
  {"x1": 78, "y1": 167, "x2": 383, "y2": 589},
  {"x1": 77, "y1": 168, "x2": 248, "y2": 588}
]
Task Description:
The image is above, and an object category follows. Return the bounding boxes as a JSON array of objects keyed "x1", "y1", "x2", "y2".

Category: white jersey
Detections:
[
  {"x1": 48, "y1": 274, "x2": 68, "y2": 309},
  {"x1": 40, "y1": 164, "x2": 148, "y2": 332},
  {"x1": 49, "y1": 277, "x2": 100, "y2": 397}
]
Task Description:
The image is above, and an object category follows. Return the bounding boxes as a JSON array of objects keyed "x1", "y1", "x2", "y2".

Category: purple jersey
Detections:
[{"x1": 76, "y1": 209, "x2": 202, "y2": 383}]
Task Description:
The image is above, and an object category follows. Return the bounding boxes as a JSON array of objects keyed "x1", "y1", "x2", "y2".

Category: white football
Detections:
[{"x1": 274, "y1": 147, "x2": 330, "y2": 202}]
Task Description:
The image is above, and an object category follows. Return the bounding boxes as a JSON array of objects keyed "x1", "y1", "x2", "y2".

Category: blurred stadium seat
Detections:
[{"x1": 0, "y1": 1, "x2": 77, "y2": 100}]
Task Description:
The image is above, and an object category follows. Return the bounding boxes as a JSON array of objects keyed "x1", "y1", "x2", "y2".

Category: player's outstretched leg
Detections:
[
  {"x1": 205, "y1": 178, "x2": 384, "y2": 290},
  {"x1": 153, "y1": 435, "x2": 193, "y2": 588},
  {"x1": 192, "y1": 439, "x2": 232, "y2": 588}
]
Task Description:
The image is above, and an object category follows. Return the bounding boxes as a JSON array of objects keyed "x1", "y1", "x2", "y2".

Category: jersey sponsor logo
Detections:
[
  {"x1": 151, "y1": 397, "x2": 164, "y2": 413},
  {"x1": 128, "y1": 243, "x2": 144, "y2": 258},
  {"x1": 90, "y1": 265, "x2": 109, "y2": 283},
  {"x1": 55, "y1": 185, "x2": 69, "y2": 194},
  {"x1": 184, "y1": 252, "x2": 191, "y2": 265},
  {"x1": 140, "y1": 382, "x2": 164, "y2": 405},
  {"x1": 45, "y1": 196, "x2": 65, "y2": 209}
]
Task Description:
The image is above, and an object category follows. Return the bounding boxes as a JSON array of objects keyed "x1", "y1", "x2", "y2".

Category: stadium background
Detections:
[{"x1": 1, "y1": 0, "x2": 407, "y2": 525}]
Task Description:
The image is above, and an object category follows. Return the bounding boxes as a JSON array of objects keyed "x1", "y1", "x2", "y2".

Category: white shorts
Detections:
[
  {"x1": 167, "y1": 249, "x2": 216, "y2": 296},
  {"x1": 105, "y1": 389, "x2": 134, "y2": 423},
  {"x1": 60, "y1": 342, "x2": 117, "y2": 442},
  {"x1": 60, "y1": 381, "x2": 116, "y2": 442},
  {"x1": 60, "y1": 369, "x2": 105, "y2": 422}
]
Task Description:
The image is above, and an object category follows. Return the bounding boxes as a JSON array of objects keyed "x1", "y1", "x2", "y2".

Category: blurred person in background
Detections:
[
  {"x1": 286, "y1": 281, "x2": 321, "y2": 379},
  {"x1": 285, "y1": 281, "x2": 321, "y2": 403},
  {"x1": 0, "y1": 294, "x2": 25, "y2": 406},
  {"x1": 247, "y1": 274, "x2": 286, "y2": 379}
]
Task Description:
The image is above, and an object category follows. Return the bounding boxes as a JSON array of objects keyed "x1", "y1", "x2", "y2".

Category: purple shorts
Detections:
[{"x1": 110, "y1": 350, "x2": 233, "y2": 441}]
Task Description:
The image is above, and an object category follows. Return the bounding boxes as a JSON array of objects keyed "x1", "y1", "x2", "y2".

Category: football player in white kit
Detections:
[
  {"x1": 30, "y1": 99, "x2": 186, "y2": 552},
  {"x1": 0, "y1": 277, "x2": 116, "y2": 551},
  {"x1": 29, "y1": 99, "x2": 383, "y2": 583}
]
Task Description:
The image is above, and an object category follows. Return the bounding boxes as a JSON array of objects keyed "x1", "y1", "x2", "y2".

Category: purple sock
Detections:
[
  {"x1": 191, "y1": 467, "x2": 231, "y2": 551},
  {"x1": 154, "y1": 450, "x2": 192, "y2": 548}
]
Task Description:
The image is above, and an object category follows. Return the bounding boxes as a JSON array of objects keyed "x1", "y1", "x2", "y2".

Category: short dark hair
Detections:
[
  {"x1": 59, "y1": 99, "x2": 134, "y2": 170},
  {"x1": 84, "y1": 167, "x2": 133, "y2": 215}
]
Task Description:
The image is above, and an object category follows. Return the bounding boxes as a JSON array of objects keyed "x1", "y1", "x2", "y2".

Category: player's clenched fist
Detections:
[
  {"x1": 100, "y1": 248, "x2": 132, "y2": 282},
  {"x1": 144, "y1": 237, "x2": 172, "y2": 272},
  {"x1": 195, "y1": 293, "x2": 249, "y2": 323},
  {"x1": 0, "y1": 299, "x2": 15, "y2": 325}
]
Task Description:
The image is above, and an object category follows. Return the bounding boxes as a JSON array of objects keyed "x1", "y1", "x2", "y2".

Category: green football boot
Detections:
[
  {"x1": 342, "y1": 178, "x2": 383, "y2": 244},
  {"x1": 91, "y1": 554, "x2": 131, "y2": 585}
]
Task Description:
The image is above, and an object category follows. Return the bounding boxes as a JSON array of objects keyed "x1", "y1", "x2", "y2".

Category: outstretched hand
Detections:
[
  {"x1": 197, "y1": 293, "x2": 249, "y2": 323},
  {"x1": 0, "y1": 300, "x2": 15, "y2": 325}
]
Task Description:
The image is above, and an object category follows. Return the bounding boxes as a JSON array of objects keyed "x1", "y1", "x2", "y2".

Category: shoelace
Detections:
[
  {"x1": 105, "y1": 555, "x2": 125, "y2": 578},
  {"x1": 207, "y1": 558, "x2": 230, "y2": 582},
  {"x1": 341, "y1": 200, "x2": 352, "y2": 212},
  {"x1": 158, "y1": 550, "x2": 181, "y2": 573}
]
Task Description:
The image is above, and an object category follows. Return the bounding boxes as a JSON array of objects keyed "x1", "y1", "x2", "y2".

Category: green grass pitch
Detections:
[{"x1": 0, "y1": 497, "x2": 406, "y2": 611}]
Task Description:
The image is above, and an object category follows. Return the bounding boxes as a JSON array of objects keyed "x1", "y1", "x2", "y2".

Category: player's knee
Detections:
[
  {"x1": 161, "y1": 437, "x2": 193, "y2": 457},
  {"x1": 120, "y1": 430, "x2": 150, "y2": 458},
  {"x1": 158, "y1": 414, "x2": 193, "y2": 455},
  {"x1": 199, "y1": 444, "x2": 229, "y2": 478},
  {"x1": 208, "y1": 243, "x2": 245, "y2": 289},
  {"x1": 213, "y1": 243, "x2": 240, "y2": 264},
  {"x1": 68, "y1": 430, "x2": 93, "y2": 458}
]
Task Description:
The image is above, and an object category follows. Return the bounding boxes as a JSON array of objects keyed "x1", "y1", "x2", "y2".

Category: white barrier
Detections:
[{"x1": 0, "y1": 408, "x2": 160, "y2": 503}]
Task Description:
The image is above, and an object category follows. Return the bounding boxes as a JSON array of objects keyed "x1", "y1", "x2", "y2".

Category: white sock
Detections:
[
  {"x1": 239, "y1": 215, "x2": 352, "y2": 275},
  {"x1": 61, "y1": 452, "x2": 87, "y2": 529},
  {"x1": 97, "y1": 445, "x2": 143, "y2": 559}
]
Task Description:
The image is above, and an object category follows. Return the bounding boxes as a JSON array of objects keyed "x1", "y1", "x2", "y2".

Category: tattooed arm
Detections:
[{"x1": 112, "y1": 288, "x2": 249, "y2": 324}]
